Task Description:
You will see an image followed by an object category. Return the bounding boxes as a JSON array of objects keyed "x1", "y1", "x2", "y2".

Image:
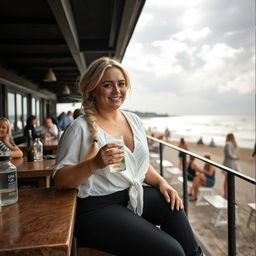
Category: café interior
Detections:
[{"x1": 0, "y1": 0, "x2": 146, "y2": 255}]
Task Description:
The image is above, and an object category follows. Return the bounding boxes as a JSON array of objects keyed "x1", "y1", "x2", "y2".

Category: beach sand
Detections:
[{"x1": 148, "y1": 132, "x2": 256, "y2": 256}]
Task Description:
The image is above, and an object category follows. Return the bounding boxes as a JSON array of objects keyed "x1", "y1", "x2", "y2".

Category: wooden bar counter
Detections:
[
  {"x1": 12, "y1": 158, "x2": 56, "y2": 188},
  {"x1": 18, "y1": 139, "x2": 59, "y2": 155},
  {"x1": 0, "y1": 188, "x2": 77, "y2": 256}
]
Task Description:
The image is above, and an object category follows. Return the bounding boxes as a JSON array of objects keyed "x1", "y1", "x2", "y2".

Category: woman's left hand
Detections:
[{"x1": 159, "y1": 179, "x2": 183, "y2": 210}]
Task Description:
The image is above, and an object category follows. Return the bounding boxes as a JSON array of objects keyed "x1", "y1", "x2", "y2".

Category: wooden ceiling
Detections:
[{"x1": 0, "y1": 0, "x2": 145, "y2": 102}]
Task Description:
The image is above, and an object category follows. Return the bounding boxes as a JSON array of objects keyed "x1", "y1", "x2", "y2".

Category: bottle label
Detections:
[
  {"x1": 0, "y1": 171, "x2": 18, "y2": 206},
  {"x1": 0, "y1": 172, "x2": 17, "y2": 189}
]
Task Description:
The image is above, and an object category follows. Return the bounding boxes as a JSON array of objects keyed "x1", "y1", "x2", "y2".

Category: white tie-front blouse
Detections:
[{"x1": 53, "y1": 111, "x2": 150, "y2": 215}]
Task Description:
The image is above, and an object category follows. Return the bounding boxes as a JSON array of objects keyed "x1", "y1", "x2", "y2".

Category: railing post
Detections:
[
  {"x1": 159, "y1": 143, "x2": 163, "y2": 176},
  {"x1": 182, "y1": 153, "x2": 188, "y2": 215},
  {"x1": 227, "y1": 172, "x2": 236, "y2": 256}
]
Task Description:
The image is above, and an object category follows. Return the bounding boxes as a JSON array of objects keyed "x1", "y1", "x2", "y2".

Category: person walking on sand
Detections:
[
  {"x1": 223, "y1": 133, "x2": 241, "y2": 199},
  {"x1": 164, "y1": 127, "x2": 171, "y2": 141},
  {"x1": 178, "y1": 138, "x2": 189, "y2": 170}
]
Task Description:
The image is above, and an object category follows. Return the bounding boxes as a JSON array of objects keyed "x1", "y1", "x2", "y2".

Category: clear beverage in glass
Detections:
[{"x1": 105, "y1": 135, "x2": 126, "y2": 173}]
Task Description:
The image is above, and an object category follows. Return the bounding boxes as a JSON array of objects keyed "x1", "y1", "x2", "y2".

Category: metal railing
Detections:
[{"x1": 147, "y1": 135, "x2": 256, "y2": 256}]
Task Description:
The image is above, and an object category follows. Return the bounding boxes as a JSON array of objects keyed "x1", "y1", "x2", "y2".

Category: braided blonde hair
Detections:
[{"x1": 79, "y1": 57, "x2": 131, "y2": 160}]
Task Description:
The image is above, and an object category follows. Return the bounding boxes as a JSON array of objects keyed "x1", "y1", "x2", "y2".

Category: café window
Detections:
[
  {"x1": 31, "y1": 97, "x2": 36, "y2": 116},
  {"x1": 23, "y1": 96, "x2": 28, "y2": 127},
  {"x1": 6, "y1": 88, "x2": 45, "y2": 133},
  {"x1": 36, "y1": 98, "x2": 42, "y2": 126},
  {"x1": 16, "y1": 94, "x2": 23, "y2": 131},
  {"x1": 31, "y1": 97, "x2": 42, "y2": 126},
  {"x1": 7, "y1": 92, "x2": 15, "y2": 131}
]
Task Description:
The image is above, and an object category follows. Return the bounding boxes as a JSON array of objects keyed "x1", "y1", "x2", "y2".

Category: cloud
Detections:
[
  {"x1": 173, "y1": 27, "x2": 211, "y2": 42},
  {"x1": 123, "y1": 0, "x2": 255, "y2": 115}
]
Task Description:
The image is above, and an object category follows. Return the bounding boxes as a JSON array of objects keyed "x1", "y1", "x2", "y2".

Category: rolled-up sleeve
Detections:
[{"x1": 53, "y1": 118, "x2": 90, "y2": 177}]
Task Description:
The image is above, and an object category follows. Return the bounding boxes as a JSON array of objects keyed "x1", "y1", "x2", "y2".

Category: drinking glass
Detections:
[{"x1": 105, "y1": 135, "x2": 126, "y2": 173}]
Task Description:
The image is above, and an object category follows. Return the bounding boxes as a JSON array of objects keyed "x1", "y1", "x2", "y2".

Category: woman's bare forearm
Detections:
[
  {"x1": 144, "y1": 164, "x2": 166, "y2": 187},
  {"x1": 8, "y1": 146, "x2": 23, "y2": 158},
  {"x1": 54, "y1": 159, "x2": 97, "y2": 189}
]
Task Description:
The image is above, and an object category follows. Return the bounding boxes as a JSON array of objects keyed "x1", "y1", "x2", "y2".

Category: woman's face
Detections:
[
  {"x1": 0, "y1": 120, "x2": 8, "y2": 139},
  {"x1": 32, "y1": 118, "x2": 37, "y2": 125},
  {"x1": 93, "y1": 67, "x2": 127, "y2": 111}
]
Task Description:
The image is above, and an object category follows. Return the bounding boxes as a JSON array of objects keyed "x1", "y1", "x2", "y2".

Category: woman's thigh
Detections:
[
  {"x1": 142, "y1": 186, "x2": 198, "y2": 256},
  {"x1": 76, "y1": 203, "x2": 185, "y2": 256}
]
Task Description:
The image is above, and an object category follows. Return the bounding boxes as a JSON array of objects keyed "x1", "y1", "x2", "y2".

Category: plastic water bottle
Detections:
[
  {"x1": 0, "y1": 152, "x2": 18, "y2": 206},
  {"x1": 34, "y1": 138, "x2": 43, "y2": 161}
]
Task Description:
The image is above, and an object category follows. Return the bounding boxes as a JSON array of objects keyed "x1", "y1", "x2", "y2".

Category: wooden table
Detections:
[
  {"x1": 18, "y1": 139, "x2": 59, "y2": 155},
  {"x1": 0, "y1": 188, "x2": 77, "y2": 256},
  {"x1": 12, "y1": 158, "x2": 55, "y2": 188}
]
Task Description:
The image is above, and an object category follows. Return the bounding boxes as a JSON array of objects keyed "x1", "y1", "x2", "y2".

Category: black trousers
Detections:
[{"x1": 74, "y1": 186, "x2": 199, "y2": 256}]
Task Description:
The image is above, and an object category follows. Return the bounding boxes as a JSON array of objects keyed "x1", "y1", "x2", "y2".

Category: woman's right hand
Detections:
[{"x1": 92, "y1": 143, "x2": 124, "y2": 169}]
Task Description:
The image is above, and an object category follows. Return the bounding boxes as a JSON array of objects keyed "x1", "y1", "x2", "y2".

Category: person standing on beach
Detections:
[
  {"x1": 223, "y1": 133, "x2": 241, "y2": 199},
  {"x1": 178, "y1": 138, "x2": 189, "y2": 170},
  {"x1": 164, "y1": 127, "x2": 171, "y2": 141},
  {"x1": 53, "y1": 57, "x2": 204, "y2": 256}
]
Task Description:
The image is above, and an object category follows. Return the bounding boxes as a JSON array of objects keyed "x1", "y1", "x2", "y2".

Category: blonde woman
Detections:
[
  {"x1": 223, "y1": 133, "x2": 241, "y2": 198},
  {"x1": 0, "y1": 117, "x2": 23, "y2": 158},
  {"x1": 53, "y1": 57, "x2": 203, "y2": 256}
]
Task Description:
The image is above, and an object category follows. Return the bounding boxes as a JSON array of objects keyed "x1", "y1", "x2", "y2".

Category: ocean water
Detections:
[{"x1": 142, "y1": 115, "x2": 255, "y2": 149}]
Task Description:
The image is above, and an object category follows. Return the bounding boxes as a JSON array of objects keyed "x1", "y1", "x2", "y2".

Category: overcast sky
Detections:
[{"x1": 121, "y1": 0, "x2": 255, "y2": 116}]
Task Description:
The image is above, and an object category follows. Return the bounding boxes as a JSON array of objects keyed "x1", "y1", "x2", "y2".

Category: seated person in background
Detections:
[
  {"x1": 148, "y1": 134, "x2": 164, "y2": 153},
  {"x1": 197, "y1": 137, "x2": 204, "y2": 145},
  {"x1": 209, "y1": 138, "x2": 216, "y2": 148},
  {"x1": 187, "y1": 155, "x2": 196, "y2": 182},
  {"x1": 0, "y1": 117, "x2": 23, "y2": 158},
  {"x1": 73, "y1": 108, "x2": 83, "y2": 119},
  {"x1": 24, "y1": 115, "x2": 39, "y2": 140},
  {"x1": 41, "y1": 118, "x2": 58, "y2": 140},
  {"x1": 189, "y1": 154, "x2": 215, "y2": 201}
]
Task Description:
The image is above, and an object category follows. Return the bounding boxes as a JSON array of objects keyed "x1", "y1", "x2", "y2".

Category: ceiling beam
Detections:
[
  {"x1": 79, "y1": 38, "x2": 115, "y2": 52},
  {"x1": 48, "y1": 0, "x2": 86, "y2": 73},
  {"x1": 18, "y1": 67, "x2": 78, "y2": 71},
  {"x1": 0, "y1": 53, "x2": 72, "y2": 58},
  {"x1": 108, "y1": 0, "x2": 123, "y2": 48},
  {"x1": 10, "y1": 63, "x2": 77, "y2": 68},
  {"x1": 0, "y1": 39, "x2": 66, "y2": 45},
  {"x1": 115, "y1": 0, "x2": 146, "y2": 61}
]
